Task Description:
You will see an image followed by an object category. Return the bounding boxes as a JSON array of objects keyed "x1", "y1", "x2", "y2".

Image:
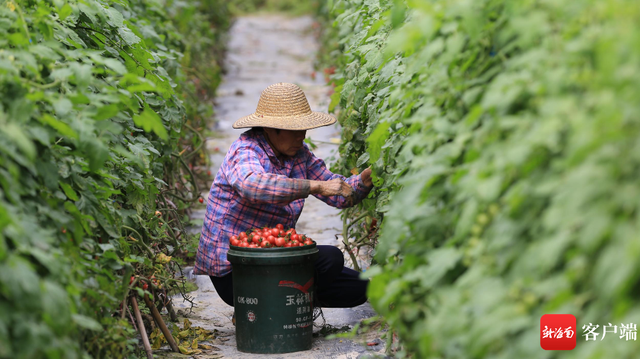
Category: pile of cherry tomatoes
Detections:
[{"x1": 229, "y1": 224, "x2": 315, "y2": 248}]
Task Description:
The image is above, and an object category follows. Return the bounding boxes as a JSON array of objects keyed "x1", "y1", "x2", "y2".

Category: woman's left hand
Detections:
[{"x1": 361, "y1": 167, "x2": 373, "y2": 187}]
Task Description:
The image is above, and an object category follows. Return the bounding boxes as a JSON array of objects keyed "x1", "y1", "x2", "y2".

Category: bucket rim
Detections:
[{"x1": 227, "y1": 243, "x2": 318, "y2": 260}]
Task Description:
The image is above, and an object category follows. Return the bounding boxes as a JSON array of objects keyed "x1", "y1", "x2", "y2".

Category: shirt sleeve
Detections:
[
  {"x1": 305, "y1": 149, "x2": 372, "y2": 209},
  {"x1": 226, "y1": 145, "x2": 310, "y2": 204}
]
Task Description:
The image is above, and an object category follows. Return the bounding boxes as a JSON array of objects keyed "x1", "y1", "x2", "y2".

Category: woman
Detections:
[{"x1": 194, "y1": 82, "x2": 373, "y2": 311}]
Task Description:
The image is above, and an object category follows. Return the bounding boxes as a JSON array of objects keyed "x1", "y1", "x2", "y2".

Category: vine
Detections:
[
  {"x1": 322, "y1": 0, "x2": 640, "y2": 357},
  {"x1": 0, "y1": 0, "x2": 228, "y2": 357}
]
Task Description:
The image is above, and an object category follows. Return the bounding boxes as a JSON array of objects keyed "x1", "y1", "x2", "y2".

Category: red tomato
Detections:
[
  {"x1": 143, "y1": 283, "x2": 148, "y2": 290},
  {"x1": 291, "y1": 234, "x2": 300, "y2": 242},
  {"x1": 292, "y1": 240, "x2": 300, "y2": 246},
  {"x1": 284, "y1": 242, "x2": 292, "y2": 248},
  {"x1": 304, "y1": 239, "x2": 314, "y2": 246},
  {"x1": 276, "y1": 224, "x2": 284, "y2": 230},
  {"x1": 239, "y1": 232, "x2": 248, "y2": 240},
  {"x1": 275, "y1": 237, "x2": 285, "y2": 247},
  {"x1": 231, "y1": 235, "x2": 238, "y2": 242},
  {"x1": 261, "y1": 241, "x2": 272, "y2": 248},
  {"x1": 285, "y1": 229, "x2": 293, "y2": 235},
  {"x1": 129, "y1": 276, "x2": 135, "y2": 284},
  {"x1": 270, "y1": 228, "x2": 279, "y2": 236},
  {"x1": 239, "y1": 242, "x2": 248, "y2": 248},
  {"x1": 249, "y1": 243, "x2": 258, "y2": 248},
  {"x1": 267, "y1": 235, "x2": 276, "y2": 245},
  {"x1": 252, "y1": 235, "x2": 262, "y2": 244}
]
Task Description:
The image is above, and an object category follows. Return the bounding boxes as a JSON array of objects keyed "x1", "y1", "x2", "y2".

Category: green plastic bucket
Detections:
[{"x1": 227, "y1": 244, "x2": 319, "y2": 354}]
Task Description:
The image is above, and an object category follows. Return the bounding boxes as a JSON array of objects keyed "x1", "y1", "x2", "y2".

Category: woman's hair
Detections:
[{"x1": 252, "y1": 127, "x2": 280, "y2": 134}]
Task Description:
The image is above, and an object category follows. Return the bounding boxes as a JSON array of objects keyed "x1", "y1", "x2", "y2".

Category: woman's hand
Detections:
[
  {"x1": 309, "y1": 178, "x2": 354, "y2": 197},
  {"x1": 360, "y1": 167, "x2": 373, "y2": 187}
]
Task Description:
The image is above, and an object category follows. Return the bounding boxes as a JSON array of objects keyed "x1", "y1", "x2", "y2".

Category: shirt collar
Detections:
[{"x1": 253, "y1": 130, "x2": 282, "y2": 165}]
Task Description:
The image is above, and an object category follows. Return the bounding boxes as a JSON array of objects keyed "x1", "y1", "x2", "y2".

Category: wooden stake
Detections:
[
  {"x1": 144, "y1": 293, "x2": 180, "y2": 353},
  {"x1": 164, "y1": 291, "x2": 178, "y2": 322},
  {"x1": 130, "y1": 296, "x2": 154, "y2": 359}
]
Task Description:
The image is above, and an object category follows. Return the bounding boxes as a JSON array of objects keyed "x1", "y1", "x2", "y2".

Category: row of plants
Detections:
[
  {"x1": 0, "y1": 0, "x2": 229, "y2": 357},
  {"x1": 322, "y1": 0, "x2": 640, "y2": 357}
]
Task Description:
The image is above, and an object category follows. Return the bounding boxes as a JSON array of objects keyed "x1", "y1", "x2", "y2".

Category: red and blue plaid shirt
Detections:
[{"x1": 194, "y1": 129, "x2": 372, "y2": 277}]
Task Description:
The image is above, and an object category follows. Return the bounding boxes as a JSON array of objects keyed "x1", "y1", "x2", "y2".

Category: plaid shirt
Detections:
[{"x1": 194, "y1": 129, "x2": 372, "y2": 277}]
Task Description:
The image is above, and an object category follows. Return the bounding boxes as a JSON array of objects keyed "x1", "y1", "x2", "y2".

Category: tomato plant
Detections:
[
  {"x1": 320, "y1": 0, "x2": 640, "y2": 357},
  {"x1": 0, "y1": 0, "x2": 230, "y2": 357}
]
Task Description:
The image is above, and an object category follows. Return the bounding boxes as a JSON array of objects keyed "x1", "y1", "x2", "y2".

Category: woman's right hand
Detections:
[{"x1": 309, "y1": 178, "x2": 354, "y2": 198}]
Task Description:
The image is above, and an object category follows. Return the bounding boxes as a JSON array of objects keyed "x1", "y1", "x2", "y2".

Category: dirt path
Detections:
[{"x1": 166, "y1": 15, "x2": 386, "y2": 359}]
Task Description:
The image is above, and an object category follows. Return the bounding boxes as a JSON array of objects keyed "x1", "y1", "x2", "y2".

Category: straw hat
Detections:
[{"x1": 232, "y1": 83, "x2": 337, "y2": 131}]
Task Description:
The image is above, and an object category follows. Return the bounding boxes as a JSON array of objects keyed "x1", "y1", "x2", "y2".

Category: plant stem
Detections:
[
  {"x1": 130, "y1": 296, "x2": 154, "y2": 359},
  {"x1": 143, "y1": 293, "x2": 180, "y2": 352}
]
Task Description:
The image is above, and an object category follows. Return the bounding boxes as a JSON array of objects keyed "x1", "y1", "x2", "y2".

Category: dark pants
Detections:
[{"x1": 210, "y1": 245, "x2": 368, "y2": 308}]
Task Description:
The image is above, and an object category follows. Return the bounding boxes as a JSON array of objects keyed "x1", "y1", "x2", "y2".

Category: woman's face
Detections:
[{"x1": 263, "y1": 128, "x2": 307, "y2": 157}]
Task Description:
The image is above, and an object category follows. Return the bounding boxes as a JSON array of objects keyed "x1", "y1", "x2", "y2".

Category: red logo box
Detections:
[{"x1": 540, "y1": 314, "x2": 577, "y2": 350}]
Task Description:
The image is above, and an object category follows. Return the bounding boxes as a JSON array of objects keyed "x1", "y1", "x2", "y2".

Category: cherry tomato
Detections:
[
  {"x1": 129, "y1": 276, "x2": 135, "y2": 284},
  {"x1": 198, "y1": 198, "x2": 204, "y2": 203},
  {"x1": 270, "y1": 228, "x2": 279, "y2": 236},
  {"x1": 275, "y1": 237, "x2": 285, "y2": 247},
  {"x1": 143, "y1": 283, "x2": 148, "y2": 290},
  {"x1": 276, "y1": 223, "x2": 284, "y2": 230},
  {"x1": 292, "y1": 240, "x2": 300, "y2": 246},
  {"x1": 231, "y1": 235, "x2": 238, "y2": 242},
  {"x1": 239, "y1": 232, "x2": 248, "y2": 240},
  {"x1": 291, "y1": 234, "x2": 300, "y2": 242},
  {"x1": 284, "y1": 242, "x2": 292, "y2": 248},
  {"x1": 279, "y1": 230, "x2": 285, "y2": 237},
  {"x1": 267, "y1": 235, "x2": 276, "y2": 245},
  {"x1": 239, "y1": 242, "x2": 248, "y2": 248},
  {"x1": 304, "y1": 239, "x2": 314, "y2": 246}
]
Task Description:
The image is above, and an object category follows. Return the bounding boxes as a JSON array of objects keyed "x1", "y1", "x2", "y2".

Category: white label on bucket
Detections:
[
  {"x1": 237, "y1": 296, "x2": 258, "y2": 305},
  {"x1": 247, "y1": 310, "x2": 256, "y2": 323}
]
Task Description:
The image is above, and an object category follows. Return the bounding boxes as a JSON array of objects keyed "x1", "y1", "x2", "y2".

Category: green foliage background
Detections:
[
  {"x1": 0, "y1": 0, "x2": 228, "y2": 357},
  {"x1": 322, "y1": 0, "x2": 640, "y2": 357}
]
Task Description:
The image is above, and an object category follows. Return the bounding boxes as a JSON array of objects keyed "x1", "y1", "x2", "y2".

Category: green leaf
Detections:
[
  {"x1": 94, "y1": 104, "x2": 120, "y2": 121},
  {"x1": 81, "y1": 139, "x2": 110, "y2": 171},
  {"x1": 71, "y1": 314, "x2": 102, "y2": 331},
  {"x1": 59, "y1": 182, "x2": 78, "y2": 201},
  {"x1": 366, "y1": 121, "x2": 391, "y2": 162},
  {"x1": 58, "y1": 4, "x2": 73, "y2": 20},
  {"x1": 356, "y1": 152, "x2": 370, "y2": 167},
  {"x1": 54, "y1": 98, "x2": 73, "y2": 117},
  {"x1": 133, "y1": 107, "x2": 168, "y2": 140},
  {"x1": 102, "y1": 58, "x2": 127, "y2": 75},
  {"x1": 118, "y1": 27, "x2": 140, "y2": 45},
  {"x1": 3, "y1": 123, "x2": 35, "y2": 161},
  {"x1": 39, "y1": 114, "x2": 78, "y2": 139},
  {"x1": 105, "y1": 7, "x2": 124, "y2": 28}
]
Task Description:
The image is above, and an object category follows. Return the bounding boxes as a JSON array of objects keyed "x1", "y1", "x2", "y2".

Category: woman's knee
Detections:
[{"x1": 318, "y1": 245, "x2": 344, "y2": 268}]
